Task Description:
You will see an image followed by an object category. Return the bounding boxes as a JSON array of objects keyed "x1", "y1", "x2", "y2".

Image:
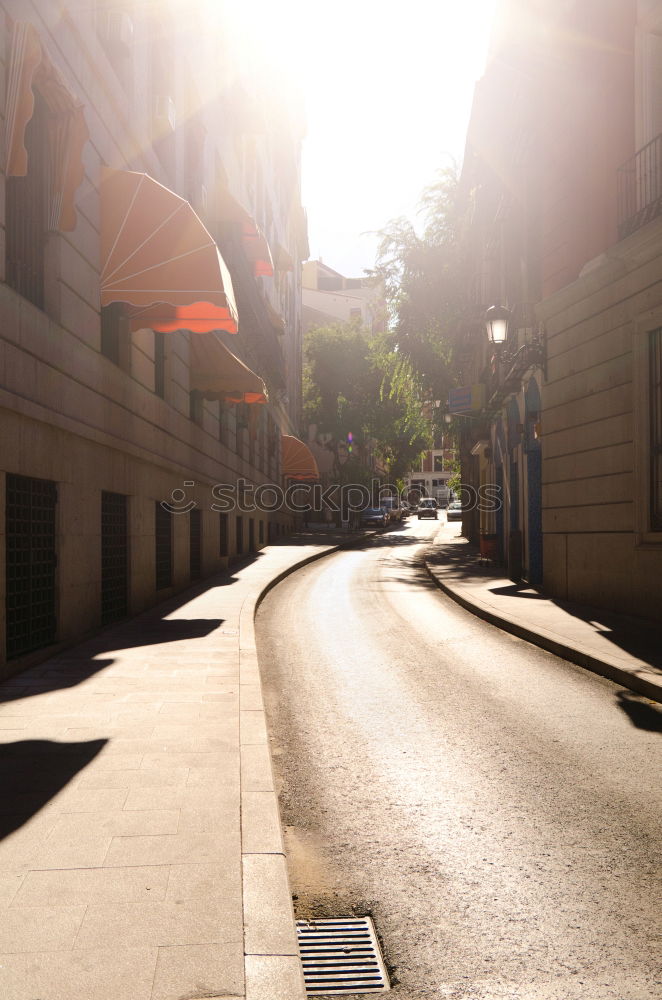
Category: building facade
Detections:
[
  {"x1": 458, "y1": 0, "x2": 662, "y2": 619},
  {"x1": 405, "y1": 446, "x2": 454, "y2": 506},
  {"x1": 302, "y1": 259, "x2": 386, "y2": 335},
  {"x1": 0, "y1": 0, "x2": 309, "y2": 676}
]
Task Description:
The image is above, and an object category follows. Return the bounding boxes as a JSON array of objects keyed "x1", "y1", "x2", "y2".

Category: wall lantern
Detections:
[
  {"x1": 484, "y1": 304, "x2": 547, "y2": 379},
  {"x1": 485, "y1": 305, "x2": 511, "y2": 345}
]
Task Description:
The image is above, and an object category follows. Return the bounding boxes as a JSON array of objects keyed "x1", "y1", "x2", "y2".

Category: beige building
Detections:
[
  {"x1": 459, "y1": 0, "x2": 662, "y2": 619},
  {"x1": 0, "y1": 1, "x2": 309, "y2": 675},
  {"x1": 302, "y1": 259, "x2": 386, "y2": 335}
]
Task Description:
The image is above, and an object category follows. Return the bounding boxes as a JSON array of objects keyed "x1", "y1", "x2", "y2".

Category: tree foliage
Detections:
[
  {"x1": 303, "y1": 320, "x2": 431, "y2": 481},
  {"x1": 369, "y1": 161, "x2": 472, "y2": 434}
]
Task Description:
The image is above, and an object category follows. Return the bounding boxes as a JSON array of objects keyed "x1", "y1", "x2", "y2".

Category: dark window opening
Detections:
[
  {"x1": 236, "y1": 516, "x2": 243, "y2": 555},
  {"x1": 189, "y1": 508, "x2": 201, "y2": 580},
  {"x1": 259, "y1": 520, "x2": 264, "y2": 544},
  {"x1": 155, "y1": 502, "x2": 172, "y2": 590},
  {"x1": 219, "y1": 399, "x2": 229, "y2": 447},
  {"x1": 650, "y1": 327, "x2": 662, "y2": 530},
  {"x1": 101, "y1": 303, "x2": 130, "y2": 368},
  {"x1": 5, "y1": 474, "x2": 57, "y2": 659},
  {"x1": 101, "y1": 491, "x2": 128, "y2": 624},
  {"x1": 219, "y1": 512, "x2": 228, "y2": 556},
  {"x1": 6, "y1": 91, "x2": 48, "y2": 310},
  {"x1": 154, "y1": 331, "x2": 166, "y2": 397},
  {"x1": 236, "y1": 403, "x2": 248, "y2": 456},
  {"x1": 190, "y1": 390, "x2": 204, "y2": 426},
  {"x1": 249, "y1": 517, "x2": 255, "y2": 553}
]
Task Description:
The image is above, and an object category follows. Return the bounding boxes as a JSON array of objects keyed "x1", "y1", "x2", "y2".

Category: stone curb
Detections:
[
  {"x1": 424, "y1": 556, "x2": 662, "y2": 704},
  {"x1": 238, "y1": 531, "x2": 375, "y2": 1000}
]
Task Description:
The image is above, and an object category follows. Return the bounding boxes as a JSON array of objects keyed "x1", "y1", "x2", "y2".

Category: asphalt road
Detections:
[{"x1": 255, "y1": 517, "x2": 662, "y2": 1000}]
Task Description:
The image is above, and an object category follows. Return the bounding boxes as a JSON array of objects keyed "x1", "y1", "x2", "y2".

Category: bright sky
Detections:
[{"x1": 223, "y1": 0, "x2": 498, "y2": 277}]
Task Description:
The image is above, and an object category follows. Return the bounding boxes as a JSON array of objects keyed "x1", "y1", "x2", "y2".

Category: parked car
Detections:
[
  {"x1": 360, "y1": 507, "x2": 387, "y2": 529},
  {"x1": 417, "y1": 498, "x2": 438, "y2": 519},
  {"x1": 445, "y1": 501, "x2": 463, "y2": 521}
]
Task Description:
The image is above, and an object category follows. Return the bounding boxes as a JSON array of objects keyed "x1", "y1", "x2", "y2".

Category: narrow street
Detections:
[{"x1": 256, "y1": 518, "x2": 662, "y2": 1000}]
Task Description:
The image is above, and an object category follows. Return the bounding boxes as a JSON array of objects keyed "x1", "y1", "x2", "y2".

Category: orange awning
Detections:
[
  {"x1": 218, "y1": 186, "x2": 274, "y2": 278},
  {"x1": 241, "y1": 219, "x2": 274, "y2": 277},
  {"x1": 190, "y1": 334, "x2": 266, "y2": 404},
  {"x1": 5, "y1": 21, "x2": 88, "y2": 231},
  {"x1": 100, "y1": 168, "x2": 238, "y2": 334},
  {"x1": 282, "y1": 435, "x2": 319, "y2": 481}
]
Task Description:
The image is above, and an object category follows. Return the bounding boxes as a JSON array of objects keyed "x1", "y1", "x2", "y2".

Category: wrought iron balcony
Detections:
[{"x1": 617, "y1": 133, "x2": 662, "y2": 240}]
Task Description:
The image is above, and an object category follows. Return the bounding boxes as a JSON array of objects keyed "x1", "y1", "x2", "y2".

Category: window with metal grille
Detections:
[
  {"x1": 219, "y1": 512, "x2": 228, "y2": 556},
  {"x1": 155, "y1": 502, "x2": 172, "y2": 589},
  {"x1": 101, "y1": 491, "x2": 128, "y2": 624},
  {"x1": 650, "y1": 328, "x2": 662, "y2": 530},
  {"x1": 5, "y1": 474, "x2": 57, "y2": 659},
  {"x1": 154, "y1": 331, "x2": 166, "y2": 397},
  {"x1": 189, "y1": 508, "x2": 201, "y2": 579},
  {"x1": 5, "y1": 91, "x2": 47, "y2": 310}
]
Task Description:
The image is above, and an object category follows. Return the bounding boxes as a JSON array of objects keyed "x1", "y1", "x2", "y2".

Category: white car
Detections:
[{"x1": 446, "y1": 501, "x2": 463, "y2": 522}]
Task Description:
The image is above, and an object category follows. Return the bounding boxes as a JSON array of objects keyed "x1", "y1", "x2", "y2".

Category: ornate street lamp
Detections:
[
  {"x1": 484, "y1": 304, "x2": 546, "y2": 378},
  {"x1": 485, "y1": 304, "x2": 511, "y2": 346}
]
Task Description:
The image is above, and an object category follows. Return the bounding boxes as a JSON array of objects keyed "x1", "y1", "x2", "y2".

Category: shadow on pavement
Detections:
[
  {"x1": 430, "y1": 535, "x2": 662, "y2": 679},
  {"x1": 1, "y1": 618, "x2": 224, "y2": 705},
  {"x1": 490, "y1": 584, "x2": 547, "y2": 599},
  {"x1": 616, "y1": 692, "x2": 662, "y2": 732},
  {"x1": 549, "y1": 600, "x2": 662, "y2": 672},
  {"x1": 0, "y1": 738, "x2": 107, "y2": 839}
]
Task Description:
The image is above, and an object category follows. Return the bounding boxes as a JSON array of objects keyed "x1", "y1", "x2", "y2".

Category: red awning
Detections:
[
  {"x1": 281, "y1": 435, "x2": 319, "y2": 481},
  {"x1": 189, "y1": 334, "x2": 267, "y2": 404},
  {"x1": 100, "y1": 169, "x2": 238, "y2": 334},
  {"x1": 5, "y1": 21, "x2": 88, "y2": 231}
]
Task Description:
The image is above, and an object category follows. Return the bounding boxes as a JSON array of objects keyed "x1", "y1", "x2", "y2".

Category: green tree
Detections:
[
  {"x1": 370, "y1": 161, "x2": 472, "y2": 436},
  {"x1": 303, "y1": 320, "x2": 431, "y2": 482}
]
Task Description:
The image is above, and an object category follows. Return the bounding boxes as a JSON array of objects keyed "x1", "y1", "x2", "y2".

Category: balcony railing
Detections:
[{"x1": 617, "y1": 133, "x2": 662, "y2": 240}]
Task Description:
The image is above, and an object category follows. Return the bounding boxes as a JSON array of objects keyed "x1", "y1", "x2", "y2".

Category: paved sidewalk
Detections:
[
  {"x1": 0, "y1": 531, "x2": 368, "y2": 1000},
  {"x1": 426, "y1": 529, "x2": 662, "y2": 703}
]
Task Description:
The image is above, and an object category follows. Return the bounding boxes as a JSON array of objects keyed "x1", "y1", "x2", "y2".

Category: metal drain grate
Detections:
[{"x1": 296, "y1": 916, "x2": 390, "y2": 994}]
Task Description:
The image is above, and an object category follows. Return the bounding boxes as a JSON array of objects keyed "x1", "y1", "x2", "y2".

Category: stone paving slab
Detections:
[
  {"x1": 0, "y1": 531, "x2": 371, "y2": 1000},
  {"x1": 427, "y1": 529, "x2": 662, "y2": 702}
]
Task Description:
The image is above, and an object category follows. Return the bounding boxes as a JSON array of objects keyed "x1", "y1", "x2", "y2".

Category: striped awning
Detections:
[
  {"x1": 189, "y1": 334, "x2": 266, "y2": 404},
  {"x1": 5, "y1": 21, "x2": 88, "y2": 231},
  {"x1": 100, "y1": 169, "x2": 238, "y2": 334},
  {"x1": 282, "y1": 435, "x2": 319, "y2": 481}
]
